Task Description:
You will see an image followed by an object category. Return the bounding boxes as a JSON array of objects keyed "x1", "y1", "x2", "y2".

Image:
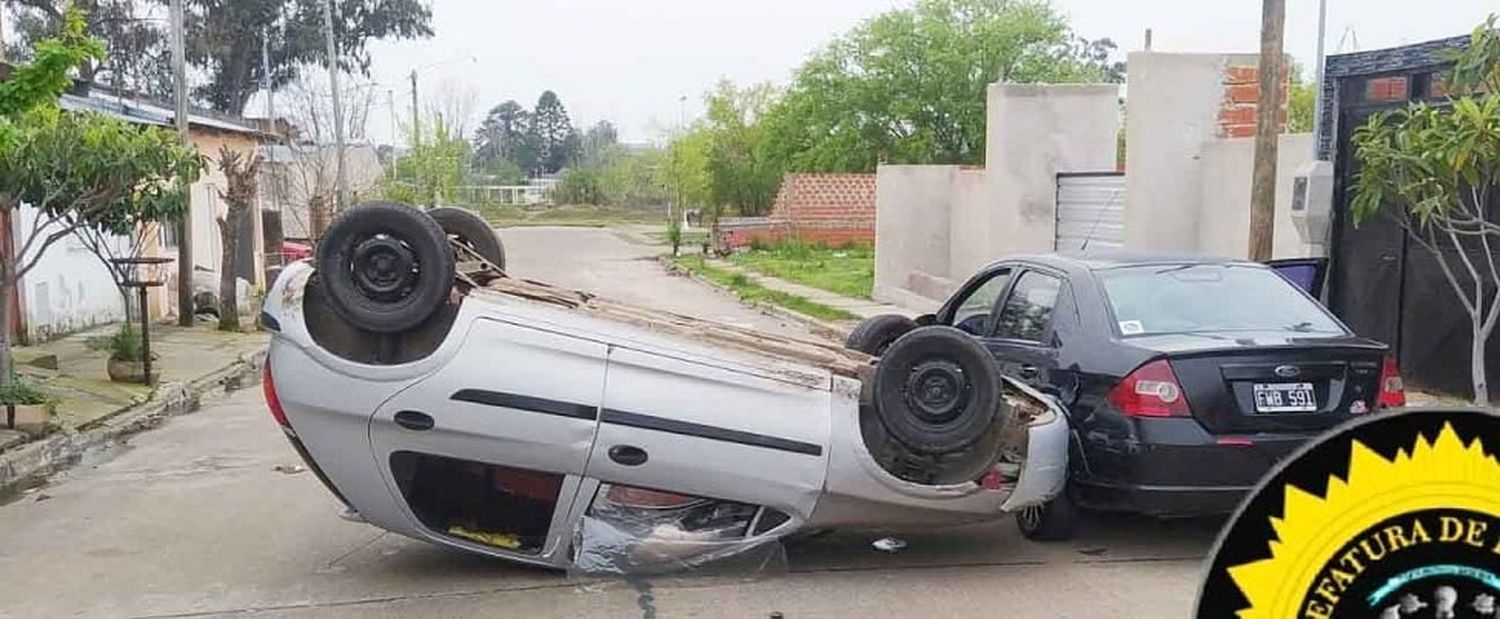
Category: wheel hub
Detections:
[
  {"x1": 351, "y1": 235, "x2": 417, "y2": 301},
  {"x1": 904, "y1": 359, "x2": 971, "y2": 424}
]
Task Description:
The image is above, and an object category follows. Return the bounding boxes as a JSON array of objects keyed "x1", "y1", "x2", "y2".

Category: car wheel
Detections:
[
  {"x1": 428, "y1": 207, "x2": 506, "y2": 270},
  {"x1": 1016, "y1": 491, "x2": 1078, "y2": 541},
  {"x1": 316, "y1": 202, "x2": 455, "y2": 334},
  {"x1": 845, "y1": 314, "x2": 917, "y2": 355},
  {"x1": 872, "y1": 326, "x2": 1004, "y2": 455}
]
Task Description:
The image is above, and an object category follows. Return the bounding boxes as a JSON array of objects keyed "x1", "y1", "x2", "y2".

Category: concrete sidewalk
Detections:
[
  {"x1": 1, "y1": 321, "x2": 266, "y2": 491},
  {"x1": 703, "y1": 257, "x2": 929, "y2": 321}
]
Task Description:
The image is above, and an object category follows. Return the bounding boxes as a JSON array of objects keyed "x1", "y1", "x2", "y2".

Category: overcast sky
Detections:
[{"x1": 360, "y1": 0, "x2": 1497, "y2": 145}]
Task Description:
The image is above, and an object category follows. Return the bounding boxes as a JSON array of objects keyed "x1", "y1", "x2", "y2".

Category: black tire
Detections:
[
  {"x1": 316, "y1": 202, "x2": 455, "y2": 334},
  {"x1": 428, "y1": 207, "x2": 505, "y2": 270},
  {"x1": 845, "y1": 314, "x2": 917, "y2": 356},
  {"x1": 1015, "y1": 491, "x2": 1078, "y2": 541},
  {"x1": 872, "y1": 326, "x2": 1004, "y2": 455}
]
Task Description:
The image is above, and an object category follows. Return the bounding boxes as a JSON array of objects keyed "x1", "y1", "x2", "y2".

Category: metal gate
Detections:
[{"x1": 1055, "y1": 173, "x2": 1126, "y2": 251}]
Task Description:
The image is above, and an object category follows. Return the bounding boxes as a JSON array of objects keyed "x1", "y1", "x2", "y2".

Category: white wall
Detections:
[
  {"x1": 1198, "y1": 133, "x2": 1320, "y2": 259},
  {"x1": 874, "y1": 165, "x2": 957, "y2": 309},
  {"x1": 15, "y1": 205, "x2": 130, "y2": 342},
  {"x1": 874, "y1": 83, "x2": 1121, "y2": 307},
  {"x1": 1123, "y1": 52, "x2": 1260, "y2": 251}
]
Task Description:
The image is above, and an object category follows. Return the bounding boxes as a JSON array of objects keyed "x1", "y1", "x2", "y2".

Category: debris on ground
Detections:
[
  {"x1": 34, "y1": 493, "x2": 51, "y2": 502},
  {"x1": 447, "y1": 525, "x2": 522, "y2": 550},
  {"x1": 272, "y1": 464, "x2": 306, "y2": 475},
  {"x1": 1078, "y1": 547, "x2": 1108, "y2": 556},
  {"x1": 872, "y1": 537, "x2": 906, "y2": 553}
]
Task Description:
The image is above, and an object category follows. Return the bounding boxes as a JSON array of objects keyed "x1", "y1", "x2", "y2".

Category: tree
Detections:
[
  {"x1": 1286, "y1": 58, "x2": 1317, "y2": 134},
  {"x1": 579, "y1": 120, "x2": 618, "y2": 167},
  {"x1": 3, "y1": 0, "x2": 171, "y2": 97},
  {"x1": 215, "y1": 147, "x2": 260, "y2": 331},
  {"x1": 760, "y1": 0, "x2": 1117, "y2": 173},
  {"x1": 1351, "y1": 16, "x2": 1500, "y2": 405},
  {"x1": 0, "y1": 11, "x2": 204, "y2": 387},
  {"x1": 384, "y1": 109, "x2": 468, "y2": 208},
  {"x1": 531, "y1": 91, "x2": 576, "y2": 174},
  {"x1": 473, "y1": 100, "x2": 535, "y2": 176},
  {"x1": 704, "y1": 80, "x2": 782, "y2": 217},
  {"x1": 555, "y1": 167, "x2": 606, "y2": 206},
  {"x1": 176, "y1": 0, "x2": 433, "y2": 115},
  {"x1": 273, "y1": 75, "x2": 375, "y2": 239}
]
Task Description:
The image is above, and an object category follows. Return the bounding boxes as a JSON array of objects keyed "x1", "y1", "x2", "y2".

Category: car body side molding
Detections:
[
  {"x1": 450, "y1": 389, "x2": 600, "y2": 421},
  {"x1": 600, "y1": 408, "x2": 824, "y2": 457}
]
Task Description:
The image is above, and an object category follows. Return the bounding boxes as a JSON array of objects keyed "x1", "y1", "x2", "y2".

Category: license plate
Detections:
[{"x1": 1253, "y1": 383, "x2": 1317, "y2": 413}]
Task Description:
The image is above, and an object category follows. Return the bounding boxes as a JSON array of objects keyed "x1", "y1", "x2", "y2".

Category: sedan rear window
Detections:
[{"x1": 1099, "y1": 264, "x2": 1345, "y2": 337}]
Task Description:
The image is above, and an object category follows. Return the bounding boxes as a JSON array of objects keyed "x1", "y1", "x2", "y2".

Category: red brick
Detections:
[
  {"x1": 1218, "y1": 105, "x2": 1257, "y2": 126},
  {"x1": 1225, "y1": 66, "x2": 1259, "y2": 85},
  {"x1": 1226, "y1": 84, "x2": 1260, "y2": 104}
]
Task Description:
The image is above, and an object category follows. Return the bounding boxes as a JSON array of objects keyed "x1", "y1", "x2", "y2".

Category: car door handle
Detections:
[
  {"x1": 1018, "y1": 365, "x2": 1040, "y2": 379},
  {"x1": 394, "y1": 411, "x2": 435, "y2": 432},
  {"x1": 608, "y1": 445, "x2": 649, "y2": 467}
]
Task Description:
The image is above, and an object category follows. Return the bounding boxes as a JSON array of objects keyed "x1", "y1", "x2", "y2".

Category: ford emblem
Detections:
[{"x1": 1274, "y1": 365, "x2": 1301, "y2": 378}]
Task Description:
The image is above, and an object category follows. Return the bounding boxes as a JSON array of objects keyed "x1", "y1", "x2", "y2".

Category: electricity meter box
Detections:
[{"x1": 1291, "y1": 161, "x2": 1335, "y2": 245}]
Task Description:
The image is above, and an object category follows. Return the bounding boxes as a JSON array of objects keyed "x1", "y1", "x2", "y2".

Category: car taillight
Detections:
[
  {"x1": 263, "y1": 360, "x2": 290, "y2": 428},
  {"x1": 1379, "y1": 354, "x2": 1406, "y2": 409},
  {"x1": 1109, "y1": 359, "x2": 1191, "y2": 418}
]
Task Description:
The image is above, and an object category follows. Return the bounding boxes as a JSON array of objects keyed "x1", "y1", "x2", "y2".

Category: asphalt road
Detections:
[{"x1": 0, "y1": 227, "x2": 1218, "y2": 618}]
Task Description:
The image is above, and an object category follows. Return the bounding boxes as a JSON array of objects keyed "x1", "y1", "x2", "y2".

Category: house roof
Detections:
[{"x1": 58, "y1": 90, "x2": 263, "y2": 136}]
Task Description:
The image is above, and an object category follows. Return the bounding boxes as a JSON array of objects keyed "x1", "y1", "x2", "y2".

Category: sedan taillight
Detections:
[
  {"x1": 1379, "y1": 354, "x2": 1406, "y2": 409},
  {"x1": 1109, "y1": 359, "x2": 1192, "y2": 418},
  {"x1": 263, "y1": 360, "x2": 290, "y2": 428}
]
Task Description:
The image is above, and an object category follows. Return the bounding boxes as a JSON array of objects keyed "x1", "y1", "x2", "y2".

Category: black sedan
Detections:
[{"x1": 846, "y1": 251, "x2": 1404, "y2": 540}]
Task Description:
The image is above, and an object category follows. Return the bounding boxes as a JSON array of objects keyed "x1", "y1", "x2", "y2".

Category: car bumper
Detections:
[{"x1": 1075, "y1": 417, "x2": 1323, "y2": 516}]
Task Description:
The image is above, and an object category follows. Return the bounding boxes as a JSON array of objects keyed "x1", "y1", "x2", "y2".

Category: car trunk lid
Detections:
[{"x1": 1128, "y1": 332, "x2": 1388, "y2": 433}]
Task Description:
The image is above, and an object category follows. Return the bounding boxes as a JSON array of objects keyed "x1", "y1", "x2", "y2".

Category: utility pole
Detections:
[
  {"x1": 323, "y1": 0, "x2": 347, "y2": 216},
  {"x1": 1248, "y1": 0, "x2": 1286, "y2": 262},
  {"x1": 1311, "y1": 0, "x2": 1329, "y2": 157},
  {"x1": 409, "y1": 71, "x2": 420, "y2": 147},
  {"x1": 170, "y1": 0, "x2": 195, "y2": 327}
]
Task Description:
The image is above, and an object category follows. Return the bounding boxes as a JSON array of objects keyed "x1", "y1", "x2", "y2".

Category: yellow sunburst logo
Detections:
[{"x1": 1225, "y1": 423, "x2": 1500, "y2": 618}]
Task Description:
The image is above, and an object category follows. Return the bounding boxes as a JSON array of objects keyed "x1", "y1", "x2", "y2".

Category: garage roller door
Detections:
[{"x1": 1055, "y1": 173, "x2": 1126, "y2": 251}]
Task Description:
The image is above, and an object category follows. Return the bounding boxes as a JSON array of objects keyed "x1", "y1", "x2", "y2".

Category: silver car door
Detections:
[
  {"x1": 368, "y1": 318, "x2": 607, "y2": 560},
  {"x1": 584, "y1": 346, "x2": 832, "y2": 522}
]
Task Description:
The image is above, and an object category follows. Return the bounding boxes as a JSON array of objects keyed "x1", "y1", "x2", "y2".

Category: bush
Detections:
[
  {"x1": 0, "y1": 374, "x2": 55, "y2": 407},
  {"x1": 87, "y1": 324, "x2": 145, "y2": 362},
  {"x1": 555, "y1": 167, "x2": 607, "y2": 206}
]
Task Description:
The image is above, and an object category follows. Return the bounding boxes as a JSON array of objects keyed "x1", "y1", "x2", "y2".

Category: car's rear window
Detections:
[{"x1": 1099, "y1": 264, "x2": 1345, "y2": 337}]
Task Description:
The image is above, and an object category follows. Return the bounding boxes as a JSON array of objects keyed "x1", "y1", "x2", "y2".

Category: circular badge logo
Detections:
[{"x1": 1198, "y1": 410, "x2": 1500, "y2": 618}]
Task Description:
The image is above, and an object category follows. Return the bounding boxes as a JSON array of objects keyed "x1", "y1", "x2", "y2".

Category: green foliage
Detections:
[
  {"x1": 473, "y1": 100, "x2": 537, "y2": 176},
  {"x1": 598, "y1": 145, "x2": 670, "y2": 208},
  {"x1": 760, "y1": 0, "x2": 1117, "y2": 172},
  {"x1": 1349, "y1": 14, "x2": 1500, "y2": 403},
  {"x1": 659, "y1": 124, "x2": 714, "y2": 212},
  {"x1": 532, "y1": 91, "x2": 577, "y2": 174},
  {"x1": 88, "y1": 324, "x2": 145, "y2": 362},
  {"x1": 1287, "y1": 60, "x2": 1317, "y2": 134},
  {"x1": 673, "y1": 255, "x2": 858, "y2": 322},
  {"x1": 0, "y1": 8, "x2": 103, "y2": 118},
  {"x1": 4, "y1": 0, "x2": 168, "y2": 97},
  {"x1": 729, "y1": 240, "x2": 875, "y2": 300},
  {"x1": 182, "y1": 0, "x2": 434, "y2": 114},
  {"x1": 0, "y1": 373, "x2": 56, "y2": 407},
  {"x1": 385, "y1": 111, "x2": 469, "y2": 207},
  {"x1": 704, "y1": 80, "x2": 782, "y2": 216},
  {"x1": 666, "y1": 218, "x2": 683, "y2": 256},
  {"x1": 555, "y1": 167, "x2": 607, "y2": 206}
]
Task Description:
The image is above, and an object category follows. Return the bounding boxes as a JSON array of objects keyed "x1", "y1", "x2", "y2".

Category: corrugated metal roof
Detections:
[{"x1": 57, "y1": 91, "x2": 260, "y2": 135}]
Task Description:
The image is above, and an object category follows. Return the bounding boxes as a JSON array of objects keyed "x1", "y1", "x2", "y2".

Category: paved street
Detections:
[{"x1": 0, "y1": 227, "x2": 1216, "y2": 618}]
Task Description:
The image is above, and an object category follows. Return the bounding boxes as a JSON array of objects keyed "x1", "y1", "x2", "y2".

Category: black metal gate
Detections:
[{"x1": 1324, "y1": 43, "x2": 1498, "y2": 399}]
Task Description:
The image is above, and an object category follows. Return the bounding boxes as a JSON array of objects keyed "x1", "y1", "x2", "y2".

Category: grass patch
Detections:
[
  {"x1": 728, "y1": 239, "x2": 874, "y2": 300},
  {"x1": 471, "y1": 203, "x2": 665, "y2": 228},
  {"x1": 673, "y1": 255, "x2": 858, "y2": 322}
]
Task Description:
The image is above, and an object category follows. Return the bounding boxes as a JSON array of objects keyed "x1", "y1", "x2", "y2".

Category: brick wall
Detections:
[
  {"x1": 716, "y1": 173, "x2": 877, "y2": 250},
  {"x1": 1219, "y1": 64, "x2": 1289, "y2": 138}
]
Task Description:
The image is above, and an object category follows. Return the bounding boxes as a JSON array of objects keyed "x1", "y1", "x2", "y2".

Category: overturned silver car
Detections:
[{"x1": 261, "y1": 203, "x2": 1068, "y2": 574}]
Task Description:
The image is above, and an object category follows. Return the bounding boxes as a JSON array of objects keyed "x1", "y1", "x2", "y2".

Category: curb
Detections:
[
  {"x1": 0, "y1": 347, "x2": 268, "y2": 497},
  {"x1": 658, "y1": 256, "x2": 852, "y2": 342}
]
